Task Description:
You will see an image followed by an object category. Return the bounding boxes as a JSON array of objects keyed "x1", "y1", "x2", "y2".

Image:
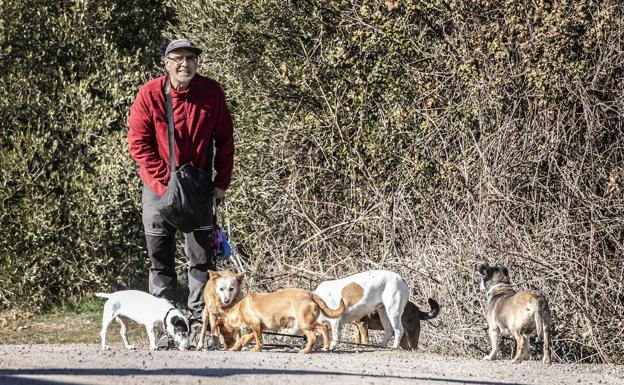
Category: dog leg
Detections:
[
  {"x1": 100, "y1": 313, "x2": 113, "y2": 351},
  {"x1": 116, "y1": 317, "x2": 135, "y2": 350},
  {"x1": 377, "y1": 307, "x2": 399, "y2": 346},
  {"x1": 250, "y1": 324, "x2": 264, "y2": 352},
  {"x1": 299, "y1": 330, "x2": 317, "y2": 354},
  {"x1": 328, "y1": 319, "x2": 341, "y2": 350},
  {"x1": 522, "y1": 333, "x2": 531, "y2": 360},
  {"x1": 351, "y1": 322, "x2": 362, "y2": 345},
  {"x1": 351, "y1": 320, "x2": 367, "y2": 352},
  {"x1": 402, "y1": 319, "x2": 420, "y2": 350},
  {"x1": 511, "y1": 331, "x2": 526, "y2": 363},
  {"x1": 230, "y1": 331, "x2": 254, "y2": 351},
  {"x1": 358, "y1": 320, "x2": 370, "y2": 345},
  {"x1": 483, "y1": 328, "x2": 499, "y2": 360},
  {"x1": 389, "y1": 320, "x2": 404, "y2": 349},
  {"x1": 317, "y1": 322, "x2": 331, "y2": 351},
  {"x1": 382, "y1": 281, "x2": 407, "y2": 349},
  {"x1": 195, "y1": 308, "x2": 211, "y2": 351},
  {"x1": 146, "y1": 326, "x2": 158, "y2": 350},
  {"x1": 221, "y1": 330, "x2": 235, "y2": 350},
  {"x1": 543, "y1": 324, "x2": 552, "y2": 364}
]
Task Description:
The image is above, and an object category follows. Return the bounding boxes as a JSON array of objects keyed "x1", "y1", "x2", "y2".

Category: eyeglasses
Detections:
[{"x1": 166, "y1": 55, "x2": 198, "y2": 64}]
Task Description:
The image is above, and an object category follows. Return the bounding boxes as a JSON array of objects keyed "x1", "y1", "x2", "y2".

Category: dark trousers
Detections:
[{"x1": 142, "y1": 184, "x2": 215, "y2": 321}]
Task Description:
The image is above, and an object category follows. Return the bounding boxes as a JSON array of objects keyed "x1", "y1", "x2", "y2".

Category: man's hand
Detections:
[{"x1": 214, "y1": 187, "x2": 226, "y2": 205}]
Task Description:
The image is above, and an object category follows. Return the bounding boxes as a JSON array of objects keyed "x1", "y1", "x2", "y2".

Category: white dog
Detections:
[
  {"x1": 314, "y1": 270, "x2": 409, "y2": 349},
  {"x1": 96, "y1": 290, "x2": 190, "y2": 351}
]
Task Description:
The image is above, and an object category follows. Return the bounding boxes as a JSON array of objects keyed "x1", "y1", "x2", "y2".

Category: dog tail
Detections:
[
  {"x1": 95, "y1": 292, "x2": 111, "y2": 299},
  {"x1": 419, "y1": 298, "x2": 440, "y2": 321},
  {"x1": 311, "y1": 293, "x2": 345, "y2": 318}
]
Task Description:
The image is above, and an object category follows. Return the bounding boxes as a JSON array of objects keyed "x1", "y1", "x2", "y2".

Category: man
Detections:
[{"x1": 127, "y1": 38, "x2": 234, "y2": 347}]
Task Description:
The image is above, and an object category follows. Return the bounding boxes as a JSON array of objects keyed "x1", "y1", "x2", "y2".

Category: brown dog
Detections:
[
  {"x1": 219, "y1": 288, "x2": 346, "y2": 354},
  {"x1": 195, "y1": 270, "x2": 244, "y2": 350},
  {"x1": 478, "y1": 263, "x2": 552, "y2": 364},
  {"x1": 351, "y1": 298, "x2": 440, "y2": 350}
]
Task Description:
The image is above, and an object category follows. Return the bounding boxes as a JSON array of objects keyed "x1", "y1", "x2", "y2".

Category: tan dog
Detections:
[
  {"x1": 478, "y1": 263, "x2": 552, "y2": 364},
  {"x1": 195, "y1": 270, "x2": 244, "y2": 350},
  {"x1": 219, "y1": 288, "x2": 346, "y2": 354},
  {"x1": 352, "y1": 298, "x2": 440, "y2": 350}
]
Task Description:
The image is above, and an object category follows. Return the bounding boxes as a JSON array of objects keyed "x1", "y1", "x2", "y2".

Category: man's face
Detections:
[{"x1": 165, "y1": 48, "x2": 198, "y2": 88}]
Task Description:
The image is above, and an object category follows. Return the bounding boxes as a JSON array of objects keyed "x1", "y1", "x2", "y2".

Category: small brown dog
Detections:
[
  {"x1": 351, "y1": 298, "x2": 440, "y2": 350},
  {"x1": 195, "y1": 270, "x2": 244, "y2": 350},
  {"x1": 219, "y1": 288, "x2": 345, "y2": 354},
  {"x1": 478, "y1": 263, "x2": 552, "y2": 364}
]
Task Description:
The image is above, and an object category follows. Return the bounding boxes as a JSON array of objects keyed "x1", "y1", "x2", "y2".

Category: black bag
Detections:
[
  {"x1": 158, "y1": 164, "x2": 213, "y2": 233},
  {"x1": 157, "y1": 80, "x2": 213, "y2": 233}
]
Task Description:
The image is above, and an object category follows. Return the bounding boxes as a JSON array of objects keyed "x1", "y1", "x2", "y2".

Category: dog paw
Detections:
[
  {"x1": 482, "y1": 356, "x2": 494, "y2": 361},
  {"x1": 149, "y1": 346, "x2": 158, "y2": 351},
  {"x1": 125, "y1": 345, "x2": 136, "y2": 350}
]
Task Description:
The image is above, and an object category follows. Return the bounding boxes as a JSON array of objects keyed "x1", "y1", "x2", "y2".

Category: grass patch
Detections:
[{"x1": 0, "y1": 299, "x2": 149, "y2": 346}]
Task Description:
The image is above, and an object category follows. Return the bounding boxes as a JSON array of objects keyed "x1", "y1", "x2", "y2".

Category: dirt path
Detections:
[{"x1": 0, "y1": 344, "x2": 622, "y2": 385}]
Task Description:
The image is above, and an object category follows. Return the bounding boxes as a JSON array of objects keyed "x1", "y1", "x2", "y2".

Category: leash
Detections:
[
  {"x1": 215, "y1": 197, "x2": 246, "y2": 273},
  {"x1": 163, "y1": 307, "x2": 175, "y2": 327},
  {"x1": 244, "y1": 272, "x2": 310, "y2": 289},
  {"x1": 262, "y1": 331, "x2": 397, "y2": 351}
]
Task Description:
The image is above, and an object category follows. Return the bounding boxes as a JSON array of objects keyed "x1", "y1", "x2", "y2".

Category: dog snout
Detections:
[{"x1": 177, "y1": 338, "x2": 189, "y2": 350}]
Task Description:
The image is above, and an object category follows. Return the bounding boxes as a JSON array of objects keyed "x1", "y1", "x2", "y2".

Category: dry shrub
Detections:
[{"x1": 171, "y1": 0, "x2": 623, "y2": 363}]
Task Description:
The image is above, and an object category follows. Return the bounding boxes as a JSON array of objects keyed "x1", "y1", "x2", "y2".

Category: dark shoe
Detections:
[
  {"x1": 156, "y1": 331, "x2": 174, "y2": 350},
  {"x1": 190, "y1": 320, "x2": 217, "y2": 350}
]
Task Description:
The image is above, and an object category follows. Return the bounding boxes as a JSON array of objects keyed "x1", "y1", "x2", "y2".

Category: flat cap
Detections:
[{"x1": 164, "y1": 38, "x2": 203, "y2": 57}]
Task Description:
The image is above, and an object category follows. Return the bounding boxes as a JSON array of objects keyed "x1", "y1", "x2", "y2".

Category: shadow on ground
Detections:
[{"x1": 0, "y1": 367, "x2": 528, "y2": 385}]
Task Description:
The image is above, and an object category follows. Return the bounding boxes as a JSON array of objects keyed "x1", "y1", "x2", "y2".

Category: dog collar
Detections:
[
  {"x1": 485, "y1": 283, "x2": 509, "y2": 297},
  {"x1": 163, "y1": 307, "x2": 175, "y2": 326}
]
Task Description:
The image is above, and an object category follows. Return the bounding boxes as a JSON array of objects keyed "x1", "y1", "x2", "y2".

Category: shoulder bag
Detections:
[{"x1": 157, "y1": 80, "x2": 213, "y2": 233}]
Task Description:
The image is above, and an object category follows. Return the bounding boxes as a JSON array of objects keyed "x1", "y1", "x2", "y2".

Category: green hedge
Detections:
[{"x1": 0, "y1": 0, "x2": 172, "y2": 310}]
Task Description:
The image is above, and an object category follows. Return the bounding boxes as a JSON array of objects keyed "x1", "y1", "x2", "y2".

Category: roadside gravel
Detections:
[{"x1": 1, "y1": 344, "x2": 622, "y2": 385}]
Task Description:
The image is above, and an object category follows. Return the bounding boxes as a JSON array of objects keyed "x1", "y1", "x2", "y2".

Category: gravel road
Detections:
[{"x1": 1, "y1": 344, "x2": 623, "y2": 385}]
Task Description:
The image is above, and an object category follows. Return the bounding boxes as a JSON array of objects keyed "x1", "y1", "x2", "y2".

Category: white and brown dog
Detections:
[
  {"x1": 96, "y1": 290, "x2": 190, "y2": 351},
  {"x1": 478, "y1": 263, "x2": 552, "y2": 364},
  {"x1": 314, "y1": 270, "x2": 409, "y2": 349}
]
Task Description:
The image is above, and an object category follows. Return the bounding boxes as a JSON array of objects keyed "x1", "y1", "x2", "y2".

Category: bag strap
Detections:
[
  {"x1": 163, "y1": 77, "x2": 215, "y2": 180},
  {"x1": 163, "y1": 79, "x2": 177, "y2": 180}
]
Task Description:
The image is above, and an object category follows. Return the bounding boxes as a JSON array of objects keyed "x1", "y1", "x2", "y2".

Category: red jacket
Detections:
[{"x1": 128, "y1": 74, "x2": 234, "y2": 196}]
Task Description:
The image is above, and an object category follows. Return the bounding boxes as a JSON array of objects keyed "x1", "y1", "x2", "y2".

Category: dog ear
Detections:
[
  {"x1": 497, "y1": 265, "x2": 509, "y2": 277},
  {"x1": 235, "y1": 272, "x2": 245, "y2": 283},
  {"x1": 208, "y1": 270, "x2": 220, "y2": 280},
  {"x1": 477, "y1": 264, "x2": 491, "y2": 276},
  {"x1": 170, "y1": 316, "x2": 189, "y2": 332}
]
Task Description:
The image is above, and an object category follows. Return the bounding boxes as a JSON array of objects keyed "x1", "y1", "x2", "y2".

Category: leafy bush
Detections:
[{"x1": 0, "y1": 0, "x2": 172, "y2": 311}]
